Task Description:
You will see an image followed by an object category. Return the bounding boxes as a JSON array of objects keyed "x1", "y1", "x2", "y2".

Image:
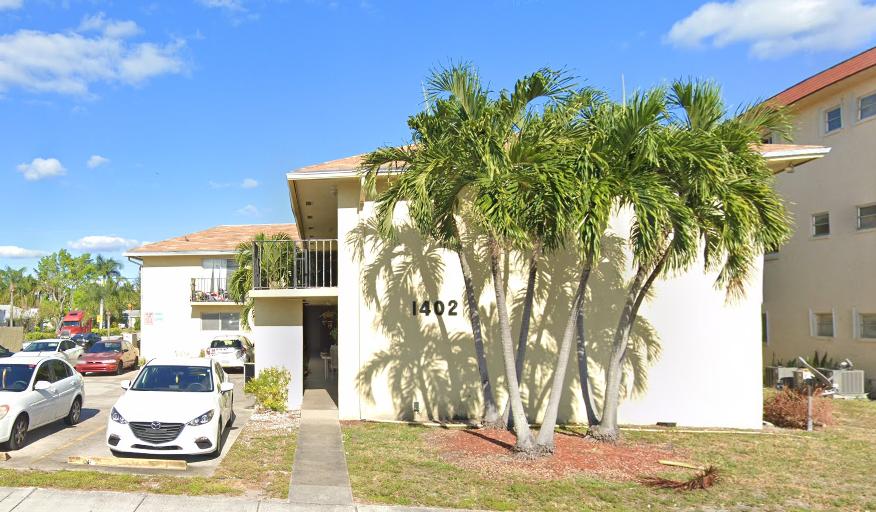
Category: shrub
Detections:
[
  {"x1": 25, "y1": 331, "x2": 58, "y2": 341},
  {"x1": 93, "y1": 327, "x2": 123, "y2": 336},
  {"x1": 245, "y1": 367, "x2": 291, "y2": 412},
  {"x1": 764, "y1": 388, "x2": 834, "y2": 429}
]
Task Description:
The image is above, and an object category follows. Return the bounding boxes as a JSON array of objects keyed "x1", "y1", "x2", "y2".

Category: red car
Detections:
[{"x1": 75, "y1": 339, "x2": 139, "y2": 375}]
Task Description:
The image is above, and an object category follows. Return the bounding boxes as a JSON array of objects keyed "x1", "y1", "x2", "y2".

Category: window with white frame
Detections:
[
  {"x1": 857, "y1": 204, "x2": 876, "y2": 230},
  {"x1": 825, "y1": 106, "x2": 842, "y2": 132},
  {"x1": 812, "y1": 212, "x2": 830, "y2": 237},
  {"x1": 856, "y1": 311, "x2": 876, "y2": 339},
  {"x1": 860, "y1": 93, "x2": 876, "y2": 120},
  {"x1": 201, "y1": 312, "x2": 240, "y2": 331},
  {"x1": 810, "y1": 310, "x2": 835, "y2": 338}
]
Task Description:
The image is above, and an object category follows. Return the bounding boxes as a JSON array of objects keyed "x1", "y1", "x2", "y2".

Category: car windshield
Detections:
[
  {"x1": 62, "y1": 321, "x2": 80, "y2": 327},
  {"x1": 131, "y1": 365, "x2": 213, "y2": 392},
  {"x1": 210, "y1": 339, "x2": 242, "y2": 349},
  {"x1": 87, "y1": 342, "x2": 121, "y2": 353},
  {"x1": 0, "y1": 364, "x2": 35, "y2": 392},
  {"x1": 23, "y1": 342, "x2": 58, "y2": 352}
]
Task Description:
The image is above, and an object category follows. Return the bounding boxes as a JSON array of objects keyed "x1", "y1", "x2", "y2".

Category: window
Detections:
[
  {"x1": 34, "y1": 362, "x2": 53, "y2": 384},
  {"x1": 761, "y1": 312, "x2": 769, "y2": 344},
  {"x1": 857, "y1": 204, "x2": 876, "y2": 230},
  {"x1": 857, "y1": 312, "x2": 876, "y2": 339},
  {"x1": 49, "y1": 360, "x2": 71, "y2": 381},
  {"x1": 812, "y1": 311, "x2": 835, "y2": 337},
  {"x1": 825, "y1": 106, "x2": 842, "y2": 132},
  {"x1": 812, "y1": 212, "x2": 830, "y2": 237},
  {"x1": 860, "y1": 93, "x2": 876, "y2": 120},
  {"x1": 201, "y1": 312, "x2": 240, "y2": 331}
]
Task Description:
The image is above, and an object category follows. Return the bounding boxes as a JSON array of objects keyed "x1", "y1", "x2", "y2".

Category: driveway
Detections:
[{"x1": 0, "y1": 370, "x2": 253, "y2": 477}]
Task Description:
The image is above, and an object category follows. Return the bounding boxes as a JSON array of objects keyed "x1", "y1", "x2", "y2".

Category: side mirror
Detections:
[
  {"x1": 120, "y1": 380, "x2": 131, "y2": 390},
  {"x1": 34, "y1": 380, "x2": 52, "y2": 391},
  {"x1": 220, "y1": 382, "x2": 234, "y2": 393}
]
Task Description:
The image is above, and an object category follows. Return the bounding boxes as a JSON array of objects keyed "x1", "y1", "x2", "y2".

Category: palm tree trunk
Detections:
[
  {"x1": 535, "y1": 258, "x2": 593, "y2": 451},
  {"x1": 489, "y1": 239, "x2": 535, "y2": 452},
  {"x1": 502, "y1": 242, "x2": 541, "y2": 429},
  {"x1": 592, "y1": 249, "x2": 670, "y2": 442},
  {"x1": 576, "y1": 303, "x2": 600, "y2": 426},
  {"x1": 455, "y1": 247, "x2": 501, "y2": 428}
]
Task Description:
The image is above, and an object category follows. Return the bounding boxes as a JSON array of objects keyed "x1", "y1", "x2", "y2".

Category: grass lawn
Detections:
[
  {"x1": 342, "y1": 396, "x2": 876, "y2": 511},
  {"x1": 0, "y1": 417, "x2": 298, "y2": 499}
]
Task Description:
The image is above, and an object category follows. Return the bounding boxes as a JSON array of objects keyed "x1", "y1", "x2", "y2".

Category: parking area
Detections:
[{"x1": 0, "y1": 369, "x2": 253, "y2": 477}]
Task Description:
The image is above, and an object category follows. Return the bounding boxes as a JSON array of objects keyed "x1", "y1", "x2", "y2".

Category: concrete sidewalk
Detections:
[{"x1": 0, "y1": 487, "x2": 474, "y2": 511}]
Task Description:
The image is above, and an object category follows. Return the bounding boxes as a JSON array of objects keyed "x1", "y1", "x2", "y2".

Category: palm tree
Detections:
[
  {"x1": 92, "y1": 255, "x2": 122, "y2": 329},
  {"x1": 228, "y1": 232, "x2": 294, "y2": 329},
  {"x1": 589, "y1": 80, "x2": 792, "y2": 442}
]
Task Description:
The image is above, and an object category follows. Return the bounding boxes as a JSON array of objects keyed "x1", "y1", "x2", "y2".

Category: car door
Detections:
[
  {"x1": 121, "y1": 341, "x2": 135, "y2": 368},
  {"x1": 60, "y1": 340, "x2": 82, "y2": 364},
  {"x1": 214, "y1": 362, "x2": 231, "y2": 423},
  {"x1": 49, "y1": 359, "x2": 77, "y2": 420},
  {"x1": 29, "y1": 361, "x2": 58, "y2": 427}
]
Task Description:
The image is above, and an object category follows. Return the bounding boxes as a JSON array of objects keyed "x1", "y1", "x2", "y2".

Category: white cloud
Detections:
[
  {"x1": 16, "y1": 157, "x2": 66, "y2": 181},
  {"x1": 0, "y1": 0, "x2": 22, "y2": 11},
  {"x1": 241, "y1": 178, "x2": 258, "y2": 188},
  {"x1": 667, "y1": 0, "x2": 876, "y2": 58},
  {"x1": 87, "y1": 154, "x2": 110, "y2": 168},
  {"x1": 0, "y1": 245, "x2": 47, "y2": 258},
  {"x1": 0, "y1": 16, "x2": 186, "y2": 96},
  {"x1": 68, "y1": 235, "x2": 140, "y2": 251},
  {"x1": 197, "y1": 0, "x2": 245, "y2": 11},
  {"x1": 236, "y1": 204, "x2": 260, "y2": 216}
]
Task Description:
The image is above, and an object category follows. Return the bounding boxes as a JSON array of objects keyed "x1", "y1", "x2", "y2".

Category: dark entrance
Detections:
[{"x1": 303, "y1": 303, "x2": 338, "y2": 405}]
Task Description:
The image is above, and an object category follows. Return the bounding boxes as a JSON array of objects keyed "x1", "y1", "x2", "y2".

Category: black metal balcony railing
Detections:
[
  {"x1": 253, "y1": 239, "x2": 338, "y2": 290},
  {"x1": 191, "y1": 277, "x2": 233, "y2": 302}
]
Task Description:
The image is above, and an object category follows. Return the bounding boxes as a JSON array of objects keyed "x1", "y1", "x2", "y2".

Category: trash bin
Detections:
[{"x1": 244, "y1": 362, "x2": 255, "y2": 383}]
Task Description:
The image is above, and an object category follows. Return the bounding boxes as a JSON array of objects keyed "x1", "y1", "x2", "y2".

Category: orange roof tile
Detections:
[
  {"x1": 128, "y1": 224, "x2": 299, "y2": 254},
  {"x1": 293, "y1": 154, "x2": 366, "y2": 174},
  {"x1": 769, "y1": 46, "x2": 876, "y2": 105}
]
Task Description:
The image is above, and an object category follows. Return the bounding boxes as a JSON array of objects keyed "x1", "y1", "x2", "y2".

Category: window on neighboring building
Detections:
[
  {"x1": 857, "y1": 204, "x2": 876, "y2": 230},
  {"x1": 825, "y1": 106, "x2": 842, "y2": 132},
  {"x1": 812, "y1": 311, "x2": 834, "y2": 337},
  {"x1": 860, "y1": 93, "x2": 876, "y2": 120},
  {"x1": 812, "y1": 212, "x2": 830, "y2": 237},
  {"x1": 859, "y1": 314, "x2": 876, "y2": 339},
  {"x1": 761, "y1": 312, "x2": 769, "y2": 344},
  {"x1": 201, "y1": 312, "x2": 240, "y2": 331}
]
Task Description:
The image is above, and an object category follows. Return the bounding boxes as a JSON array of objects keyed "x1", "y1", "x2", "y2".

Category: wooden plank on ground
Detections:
[
  {"x1": 0, "y1": 452, "x2": 9, "y2": 461},
  {"x1": 67, "y1": 455, "x2": 187, "y2": 471}
]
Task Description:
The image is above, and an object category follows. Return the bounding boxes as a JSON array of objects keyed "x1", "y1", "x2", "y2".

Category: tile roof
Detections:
[
  {"x1": 768, "y1": 46, "x2": 876, "y2": 105},
  {"x1": 128, "y1": 224, "x2": 299, "y2": 254},
  {"x1": 292, "y1": 154, "x2": 366, "y2": 174}
]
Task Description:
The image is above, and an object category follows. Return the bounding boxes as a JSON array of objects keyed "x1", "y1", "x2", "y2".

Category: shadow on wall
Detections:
[{"x1": 349, "y1": 218, "x2": 661, "y2": 423}]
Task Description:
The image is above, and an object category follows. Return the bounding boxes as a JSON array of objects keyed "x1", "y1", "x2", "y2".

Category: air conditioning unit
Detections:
[
  {"x1": 821, "y1": 369, "x2": 866, "y2": 398},
  {"x1": 764, "y1": 366, "x2": 797, "y2": 388}
]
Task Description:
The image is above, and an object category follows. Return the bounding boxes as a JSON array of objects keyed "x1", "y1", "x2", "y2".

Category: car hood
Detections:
[
  {"x1": 81, "y1": 352, "x2": 120, "y2": 360},
  {"x1": 114, "y1": 391, "x2": 218, "y2": 423},
  {"x1": 13, "y1": 351, "x2": 59, "y2": 357}
]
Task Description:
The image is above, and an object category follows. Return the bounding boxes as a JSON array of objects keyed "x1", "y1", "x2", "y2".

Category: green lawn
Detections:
[
  {"x1": 342, "y1": 397, "x2": 876, "y2": 511},
  {"x1": 0, "y1": 422, "x2": 297, "y2": 499}
]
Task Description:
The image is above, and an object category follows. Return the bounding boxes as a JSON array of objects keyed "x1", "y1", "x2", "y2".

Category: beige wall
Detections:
[
  {"x1": 329, "y1": 180, "x2": 764, "y2": 428},
  {"x1": 0, "y1": 327, "x2": 24, "y2": 352},
  {"x1": 140, "y1": 255, "x2": 248, "y2": 360},
  {"x1": 763, "y1": 67, "x2": 876, "y2": 390}
]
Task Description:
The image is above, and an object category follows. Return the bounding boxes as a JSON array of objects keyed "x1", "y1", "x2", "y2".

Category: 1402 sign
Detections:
[{"x1": 411, "y1": 300, "x2": 459, "y2": 316}]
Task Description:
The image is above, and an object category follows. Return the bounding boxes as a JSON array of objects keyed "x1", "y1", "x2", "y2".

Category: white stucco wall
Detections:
[
  {"x1": 251, "y1": 297, "x2": 303, "y2": 410},
  {"x1": 139, "y1": 255, "x2": 248, "y2": 361}
]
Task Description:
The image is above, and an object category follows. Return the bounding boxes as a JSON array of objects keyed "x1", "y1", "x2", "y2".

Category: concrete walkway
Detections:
[
  {"x1": 288, "y1": 388, "x2": 354, "y2": 506},
  {"x1": 0, "y1": 487, "x2": 474, "y2": 511}
]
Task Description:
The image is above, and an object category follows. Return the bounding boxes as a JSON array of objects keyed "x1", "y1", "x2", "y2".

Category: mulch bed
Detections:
[{"x1": 432, "y1": 428, "x2": 682, "y2": 481}]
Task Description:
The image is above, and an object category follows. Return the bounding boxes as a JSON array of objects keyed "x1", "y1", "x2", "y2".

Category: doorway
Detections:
[{"x1": 303, "y1": 304, "x2": 338, "y2": 406}]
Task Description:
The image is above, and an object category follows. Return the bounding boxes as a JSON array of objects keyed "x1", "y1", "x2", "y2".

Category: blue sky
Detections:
[{"x1": 2, "y1": 0, "x2": 876, "y2": 278}]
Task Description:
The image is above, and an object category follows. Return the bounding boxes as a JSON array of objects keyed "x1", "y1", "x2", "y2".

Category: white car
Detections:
[
  {"x1": 15, "y1": 339, "x2": 83, "y2": 365},
  {"x1": 206, "y1": 336, "x2": 254, "y2": 370},
  {"x1": 107, "y1": 358, "x2": 234, "y2": 456},
  {"x1": 0, "y1": 355, "x2": 85, "y2": 450}
]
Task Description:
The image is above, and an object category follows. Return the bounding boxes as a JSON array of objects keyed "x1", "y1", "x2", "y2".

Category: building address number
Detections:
[{"x1": 411, "y1": 300, "x2": 458, "y2": 316}]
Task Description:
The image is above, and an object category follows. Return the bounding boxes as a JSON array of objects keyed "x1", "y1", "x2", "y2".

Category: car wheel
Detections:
[
  {"x1": 116, "y1": 361, "x2": 124, "y2": 375},
  {"x1": 227, "y1": 399, "x2": 235, "y2": 427},
  {"x1": 212, "y1": 423, "x2": 224, "y2": 456},
  {"x1": 6, "y1": 414, "x2": 28, "y2": 451},
  {"x1": 65, "y1": 397, "x2": 82, "y2": 426}
]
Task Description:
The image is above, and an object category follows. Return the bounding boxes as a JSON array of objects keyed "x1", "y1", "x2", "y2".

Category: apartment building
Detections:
[{"x1": 764, "y1": 47, "x2": 876, "y2": 391}]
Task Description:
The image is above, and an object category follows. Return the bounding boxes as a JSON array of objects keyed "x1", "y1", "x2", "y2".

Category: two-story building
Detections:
[{"x1": 763, "y1": 46, "x2": 876, "y2": 392}]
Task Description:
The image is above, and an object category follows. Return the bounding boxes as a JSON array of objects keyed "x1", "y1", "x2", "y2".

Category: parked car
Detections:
[
  {"x1": 0, "y1": 345, "x2": 13, "y2": 358},
  {"x1": 107, "y1": 358, "x2": 234, "y2": 456},
  {"x1": 71, "y1": 333, "x2": 101, "y2": 350},
  {"x1": 75, "y1": 340, "x2": 139, "y2": 375},
  {"x1": 14, "y1": 339, "x2": 83, "y2": 365},
  {"x1": 0, "y1": 355, "x2": 85, "y2": 450},
  {"x1": 206, "y1": 336, "x2": 254, "y2": 371}
]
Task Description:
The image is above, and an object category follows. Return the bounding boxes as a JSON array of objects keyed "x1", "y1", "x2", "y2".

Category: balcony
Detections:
[
  {"x1": 252, "y1": 239, "x2": 338, "y2": 290},
  {"x1": 191, "y1": 277, "x2": 234, "y2": 303}
]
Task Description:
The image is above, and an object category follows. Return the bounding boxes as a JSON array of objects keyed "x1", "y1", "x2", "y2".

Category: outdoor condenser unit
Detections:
[{"x1": 821, "y1": 369, "x2": 866, "y2": 397}]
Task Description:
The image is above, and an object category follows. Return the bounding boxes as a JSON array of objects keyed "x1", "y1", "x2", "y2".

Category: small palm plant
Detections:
[{"x1": 228, "y1": 232, "x2": 294, "y2": 329}]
